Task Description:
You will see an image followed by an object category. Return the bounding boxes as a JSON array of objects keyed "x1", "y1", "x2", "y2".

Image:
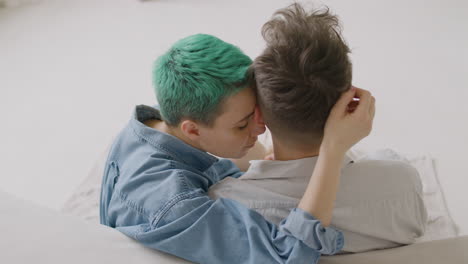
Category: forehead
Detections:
[{"x1": 215, "y1": 87, "x2": 256, "y2": 125}]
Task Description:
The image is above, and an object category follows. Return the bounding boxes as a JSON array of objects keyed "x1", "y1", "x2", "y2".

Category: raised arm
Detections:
[{"x1": 298, "y1": 87, "x2": 376, "y2": 226}]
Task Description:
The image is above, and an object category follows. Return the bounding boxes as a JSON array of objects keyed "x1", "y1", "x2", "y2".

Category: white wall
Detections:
[{"x1": 1, "y1": 0, "x2": 467, "y2": 234}]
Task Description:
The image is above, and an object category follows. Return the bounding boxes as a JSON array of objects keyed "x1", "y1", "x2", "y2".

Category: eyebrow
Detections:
[{"x1": 236, "y1": 110, "x2": 255, "y2": 124}]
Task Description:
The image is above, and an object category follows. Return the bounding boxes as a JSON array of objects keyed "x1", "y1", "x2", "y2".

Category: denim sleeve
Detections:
[
  {"x1": 211, "y1": 158, "x2": 244, "y2": 181},
  {"x1": 123, "y1": 195, "x2": 343, "y2": 264}
]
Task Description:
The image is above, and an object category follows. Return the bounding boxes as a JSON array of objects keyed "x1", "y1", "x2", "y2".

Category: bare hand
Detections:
[{"x1": 321, "y1": 86, "x2": 376, "y2": 154}]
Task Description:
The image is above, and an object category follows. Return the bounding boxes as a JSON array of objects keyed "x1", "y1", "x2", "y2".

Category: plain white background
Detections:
[{"x1": 1, "y1": 0, "x2": 467, "y2": 235}]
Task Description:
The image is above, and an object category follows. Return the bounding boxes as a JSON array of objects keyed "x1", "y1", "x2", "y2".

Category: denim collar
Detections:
[{"x1": 129, "y1": 104, "x2": 218, "y2": 172}]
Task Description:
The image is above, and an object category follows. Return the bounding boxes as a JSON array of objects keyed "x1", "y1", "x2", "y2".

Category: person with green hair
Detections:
[{"x1": 99, "y1": 33, "x2": 373, "y2": 263}]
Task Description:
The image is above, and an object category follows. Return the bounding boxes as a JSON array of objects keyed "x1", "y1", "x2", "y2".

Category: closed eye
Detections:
[{"x1": 238, "y1": 121, "x2": 249, "y2": 130}]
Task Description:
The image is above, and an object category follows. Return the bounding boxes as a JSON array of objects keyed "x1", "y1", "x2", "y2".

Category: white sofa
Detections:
[{"x1": 1, "y1": 189, "x2": 467, "y2": 264}]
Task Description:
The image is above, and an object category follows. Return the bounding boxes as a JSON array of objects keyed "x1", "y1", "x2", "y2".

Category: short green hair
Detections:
[{"x1": 153, "y1": 34, "x2": 253, "y2": 126}]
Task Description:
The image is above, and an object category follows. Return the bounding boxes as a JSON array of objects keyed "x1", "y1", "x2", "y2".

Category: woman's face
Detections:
[{"x1": 197, "y1": 87, "x2": 265, "y2": 158}]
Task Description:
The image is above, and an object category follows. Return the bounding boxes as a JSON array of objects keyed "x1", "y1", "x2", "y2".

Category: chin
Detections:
[
  {"x1": 212, "y1": 147, "x2": 249, "y2": 159},
  {"x1": 210, "y1": 151, "x2": 243, "y2": 159},
  {"x1": 239, "y1": 149, "x2": 251, "y2": 158},
  {"x1": 235, "y1": 153, "x2": 247, "y2": 159},
  {"x1": 229, "y1": 150, "x2": 248, "y2": 159}
]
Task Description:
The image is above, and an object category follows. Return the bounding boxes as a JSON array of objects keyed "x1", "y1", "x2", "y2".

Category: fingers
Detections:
[
  {"x1": 330, "y1": 86, "x2": 357, "y2": 117},
  {"x1": 369, "y1": 96, "x2": 376, "y2": 120},
  {"x1": 352, "y1": 88, "x2": 372, "y2": 116},
  {"x1": 347, "y1": 100, "x2": 359, "y2": 113},
  {"x1": 330, "y1": 86, "x2": 375, "y2": 122},
  {"x1": 349, "y1": 88, "x2": 375, "y2": 136}
]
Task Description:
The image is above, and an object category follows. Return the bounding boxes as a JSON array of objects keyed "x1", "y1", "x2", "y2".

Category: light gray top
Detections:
[{"x1": 209, "y1": 151, "x2": 428, "y2": 253}]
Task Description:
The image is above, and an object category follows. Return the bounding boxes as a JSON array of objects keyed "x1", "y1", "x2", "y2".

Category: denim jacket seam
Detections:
[
  {"x1": 213, "y1": 160, "x2": 231, "y2": 182},
  {"x1": 130, "y1": 123, "x2": 189, "y2": 164},
  {"x1": 114, "y1": 188, "x2": 152, "y2": 220},
  {"x1": 150, "y1": 188, "x2": 205, "y2": 228},
  {"x1": 178, "y1": 171, "x2": 190, "y2": 192},
  {"x1": 150, "y1": 170, "x2": 192, "y2": 227}
]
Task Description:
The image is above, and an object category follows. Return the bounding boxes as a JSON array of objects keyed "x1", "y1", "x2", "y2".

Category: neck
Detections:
[{"x1": 271, "y1": 135, "x2": 320, "y2": 161}]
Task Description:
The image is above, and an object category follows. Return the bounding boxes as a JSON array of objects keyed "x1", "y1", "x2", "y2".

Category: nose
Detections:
[
  {"x1": 250, "y1": 105, "x2": 266, "y2": 137},
  {"x1": 250, "y1": 119, "x2": 266, "y2": 137}
]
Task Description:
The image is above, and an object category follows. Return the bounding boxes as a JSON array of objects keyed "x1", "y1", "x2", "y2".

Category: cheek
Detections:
[{"x1": 225, "y1": 131, "x2": 249, "y2": 146}]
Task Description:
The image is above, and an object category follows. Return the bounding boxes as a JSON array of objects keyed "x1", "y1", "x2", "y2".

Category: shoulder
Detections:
[
  {"x1": 348, "y1": 159, "x2": 417, "y2": 175},
  {"x1": 208, "y1": 176, "x2": 240, "y2": 199},
  {"x1": 110, "y1": 164, "x2": 210, "y2": 224},
  {"x1": 343, "y1": 159, "x2": 422, "y2": 194}
]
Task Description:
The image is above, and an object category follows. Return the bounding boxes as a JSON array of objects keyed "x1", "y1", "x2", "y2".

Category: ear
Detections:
[
  {"x1": 254, "y1": 105, "x2": 265, "y2": 126},
  {"x1": 180, "y1": 120, "x2": 201, "y2": 141}
]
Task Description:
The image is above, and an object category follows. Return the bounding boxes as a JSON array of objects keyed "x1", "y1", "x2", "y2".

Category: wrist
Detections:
[{"x1": 319, "y1": 140, "x2": 347, "y2": 158}]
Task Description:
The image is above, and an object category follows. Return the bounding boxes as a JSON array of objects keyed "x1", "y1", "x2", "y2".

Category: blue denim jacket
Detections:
[{"x1": 100, "y1": 105, "x2": 344, "y2": 264}]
